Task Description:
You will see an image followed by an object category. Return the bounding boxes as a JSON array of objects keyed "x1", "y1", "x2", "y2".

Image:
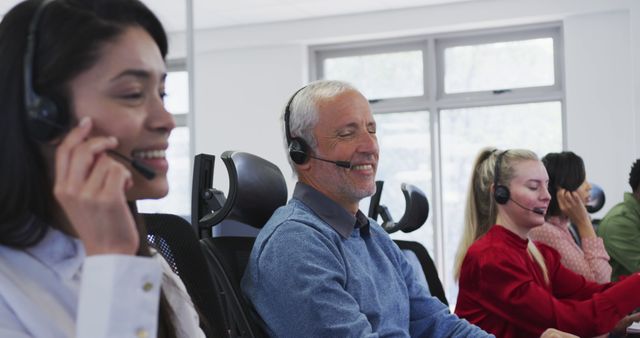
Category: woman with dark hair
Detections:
[
  {"x1": 0, "y1": 0, "x2": 204, "y2": 337},
  {"x1": 528, "y1": 151, "x2": 612, "y2": 284}
]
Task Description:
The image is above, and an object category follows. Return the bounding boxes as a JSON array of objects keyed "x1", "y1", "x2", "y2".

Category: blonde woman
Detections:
[{"x1": 453, "y1": 148, "x2": 640, "y2": 338}]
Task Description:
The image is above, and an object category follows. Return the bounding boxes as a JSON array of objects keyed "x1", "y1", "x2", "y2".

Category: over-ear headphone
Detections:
[
  {"x1": 284, "y1": 86, "x2": 309, "y2": 165},
  {"x1": 24, "y1": 0, "x2": 67, "y2": 142},
  {"x1": 493, "y1": 150, "x2": 510, "y2": 205}
]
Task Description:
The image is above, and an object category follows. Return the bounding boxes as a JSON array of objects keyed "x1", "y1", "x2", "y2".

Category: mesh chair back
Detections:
[
  {"x1": 201, "y1": 237, "x2": 266, "y2": 338},
  {"x1": 197, "y1": 151, "x2": 287, "y2": 337},
  {"x1": 143, "y1": 213, "x2": 227, "y2": 337}
]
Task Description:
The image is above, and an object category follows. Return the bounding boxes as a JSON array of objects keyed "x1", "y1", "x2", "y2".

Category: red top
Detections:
[{"x1": 455, "y1": 225, "x2": 640, "y2": 338}]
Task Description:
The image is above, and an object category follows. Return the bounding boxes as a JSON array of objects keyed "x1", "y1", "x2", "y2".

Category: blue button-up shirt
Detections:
[{"x1": 242, "y1": 182, "x2": 491, "y2": 337}]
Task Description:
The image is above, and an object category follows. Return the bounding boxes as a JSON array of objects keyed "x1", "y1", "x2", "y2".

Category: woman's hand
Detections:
[
  {"x1": 540, "y1": 328, "x2": 579, "y2": 338},
  {"x1": 53, "y1": 117, "x2": 138, "y2": 256},
  {"x1": 556, "y1": 188, "x2": 595, "y2": 239}
]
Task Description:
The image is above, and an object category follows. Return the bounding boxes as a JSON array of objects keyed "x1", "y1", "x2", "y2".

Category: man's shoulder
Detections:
[
  {"x1": 256, "y1": 201, "x2": 341, "y2": 248},
  {"x1": 599, "y1": 200, "x2": 639, "y2": 231},
  {"x1": 263, "y1": 199, "x2": 333, "y2": 230}
]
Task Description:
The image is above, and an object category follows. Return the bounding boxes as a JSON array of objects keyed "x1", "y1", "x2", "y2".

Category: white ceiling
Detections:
[{"x1": 1, "y1": 0, "x2": 477, "y2": 32}]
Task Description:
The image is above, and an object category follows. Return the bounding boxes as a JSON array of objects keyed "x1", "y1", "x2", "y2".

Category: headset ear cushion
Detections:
[
  {"x1": 494, "y1": 185, "x2": 510, "y2": 205},
  {"x1": 27, "y1": 97, "x2": 63, "y2": 142},
  {"x1": 289, "y1": 138, "x2": 309, "y2": 165}
]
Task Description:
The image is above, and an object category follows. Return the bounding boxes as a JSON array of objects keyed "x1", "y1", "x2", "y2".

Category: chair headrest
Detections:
[
  {"x1": 374, "y1": 182, "x2": 429, "y2": 234},
  {"x1": 201, "y1": 151, "x2": 287, "y2": 229},
  {"x1": 586, "y1": 183, "x2": 605, "y2": 214},
  {"x1": 396, "y1": 183, "x2": 429, "y2": 233}
]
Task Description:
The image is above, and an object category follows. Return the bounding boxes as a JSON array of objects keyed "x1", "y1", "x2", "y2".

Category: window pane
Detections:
[
  {"x1": 444, "y1": 38, "x2": 555, "y2": 93},
  {"x1": 138, "y1": 126, "x2": 191, "y2": 216},
  {"x1": 323, "y1": 51, "x2": 424, "y2": 100},
  {"x1": 361, "y1": 111, "x2": 433, "y2": 253},
  {"x1": 165, "y1": 71, "x2": 189, "y2": 115},
  {"x1": 440, "y1": 101, "x2": 562, "y2": 305}
]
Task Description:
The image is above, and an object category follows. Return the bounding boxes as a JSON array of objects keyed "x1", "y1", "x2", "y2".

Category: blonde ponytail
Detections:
[
  {"x1": 454, "y1": 148, "x2": 498, "y2": 281},
  {"x1": 527, "y1": 241, "x2": 550, "y2": 285}
]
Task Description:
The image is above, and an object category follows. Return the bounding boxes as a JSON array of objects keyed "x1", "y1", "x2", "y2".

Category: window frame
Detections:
[
  {"x1": 166, "y1": 59, "x2": 189, "y2": 127},
  {"x1": 311, "y1": 38, "x2": 430, "y2": 114},
  {"x1": 435, "y1": 23, "x2": 564, "y2": 107}
]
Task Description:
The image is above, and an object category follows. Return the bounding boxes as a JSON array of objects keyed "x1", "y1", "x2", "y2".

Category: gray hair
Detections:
[{"x1": 281, "y1": 80, "x2": 359, "y2": 173}]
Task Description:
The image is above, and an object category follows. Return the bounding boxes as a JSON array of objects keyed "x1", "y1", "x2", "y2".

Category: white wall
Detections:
[
  {"x1": 179, "y1": 0, "x2": 640, "y2": 211},
  {"x1": 192, "y1": 44, "x2": 306, "y2": 195},
  {"x1": 564, "y1": 10, "x2": 635, "y2": 217},
  {"x1": 632, "y1": 1, "x2": 640, "y2": 184}
]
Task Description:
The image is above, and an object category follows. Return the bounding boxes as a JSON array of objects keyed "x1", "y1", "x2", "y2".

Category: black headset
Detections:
[
  {"x1": 284, "y1": 86, "x2": 310, "y2": 165},
  {"x1": 24, "y1": 0, "x2": 67, "y2": 142},
  {"x1": 493, "y1": 150, "x2": 510, "y2": 205}
]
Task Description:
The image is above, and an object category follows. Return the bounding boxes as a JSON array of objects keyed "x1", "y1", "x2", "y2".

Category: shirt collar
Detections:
[
  {"x1": 25, "y1": 226, "x2": 85, "y2": 281},
  {"x1": 293, "y1": 182, "x2": 370, "y2": 238}
]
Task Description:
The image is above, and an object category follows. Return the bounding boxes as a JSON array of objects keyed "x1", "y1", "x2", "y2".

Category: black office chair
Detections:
[
  {"x1": 368, "y1": 181, "x2": 448, "y2": 305},
  {"x1": 197, "y1": 151, "x2": 288, "y2": 338},
  {"x1": 586, "y1": 183, "x2": 606, "y2": 214},
  {"x1": 142, "y1": 212, "x2": 227, "y2": 338},
  {"x1": 394, "y1": 240, "x2": 448, "y2": 305}
]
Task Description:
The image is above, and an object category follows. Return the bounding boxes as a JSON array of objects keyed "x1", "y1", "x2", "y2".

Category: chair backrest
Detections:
[
  {"x1": 197, "y1": 151, "x2": 288, "y2": 338},
  {"x1": 394, "y1": 239, "x2": 448, "y2": 306},
  {"x1": 201, "y1": 237, "x2": 266, "y2": 338},
  {"x1": 142, "y1": 213, "x2": 227, "y2": 338},
  {"x1": 586, "y1": 183, "x2": 606, "y2": 214},
  {"x1": 368, "y1": 181, "x2": 447, "y2": 304}
]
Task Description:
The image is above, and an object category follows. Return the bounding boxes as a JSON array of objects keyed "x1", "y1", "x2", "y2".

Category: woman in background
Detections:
[
  {"x1": 0, "y1": 0, "x2": 205, "y2": 337},
  {"x1": 453, "y1": 148, "x2": 640, "y2": 338},
  {"x1": 529, "y1": 151, "x2": 611, "y2": 283}
]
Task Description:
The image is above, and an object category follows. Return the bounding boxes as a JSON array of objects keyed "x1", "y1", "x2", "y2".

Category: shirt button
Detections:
[
  {"x1": 136, "y1": 328, "x2": 148, "y2": 338},
  {"x1": 142, "y1": 282, "x2": 154, "y2": 292}
]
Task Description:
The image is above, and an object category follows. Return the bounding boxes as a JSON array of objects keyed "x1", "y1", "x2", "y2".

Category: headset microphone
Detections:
[
  {"x1": 25, "y1": 106, "x2": 157, "y2": 180},
  {"x1": 106, "y1": 150, "x2": 157, "y2": 180},
  {"x1": 509, "y1": 198, "x2": 546, "y2": 215},
  {"x1": 307, "y1": 155, "x2": 352, "y2": 169},
  {"x1": 29, "y1": 117, "x2": 157, "y2": 180}
]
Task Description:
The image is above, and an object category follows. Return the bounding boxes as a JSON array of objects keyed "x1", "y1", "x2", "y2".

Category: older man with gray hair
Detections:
[{"x1": 241, "y1": 80, "x2": 492, "y2": 337}]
